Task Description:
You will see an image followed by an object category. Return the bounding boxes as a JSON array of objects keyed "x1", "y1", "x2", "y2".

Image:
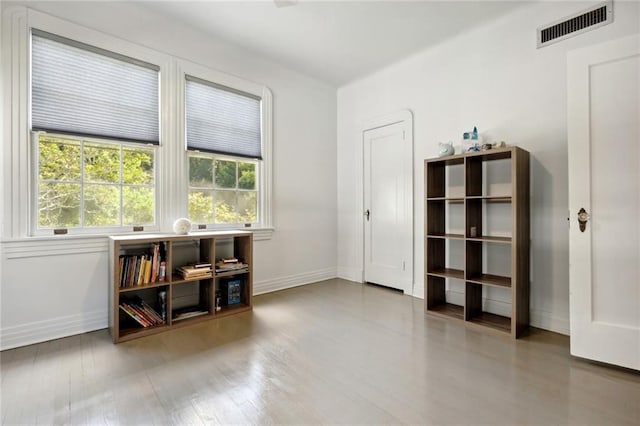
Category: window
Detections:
[
  {"x1": 5, "y1": 10, "x2": 273, "y2": 239},
  {"x1": 188, "y1": 154, "x2": 258, "y2": 225},
  {"x1": 185, "y1": 74, "x2": 268, "y2": 228},
  {"x1": 30, "y1": 30, "x2": 160, "y2": 233},
  {"x1": 36, "y1": 134, "x2": 155, "y2": 229}
]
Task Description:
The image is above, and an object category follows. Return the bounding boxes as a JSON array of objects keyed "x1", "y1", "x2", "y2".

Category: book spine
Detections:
[
  {"x1": 144, "y1": 256, "x2": 152, "y2": 284},
  {"x1": 151, "y1": 244, "x2": 158, "y2": 283},
  {"x1": 159, "y1": 261, "x2": 166, "y2": 282}
]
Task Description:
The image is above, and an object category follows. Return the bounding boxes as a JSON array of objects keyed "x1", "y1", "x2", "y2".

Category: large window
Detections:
[
  {"x1": 36, "y1": 134, "x2": 155, "y2": 229},
  {"x1": 30, "y1": 30, "x2": 159, "y2": 233},
  {"x1": 5, "y1": 10, "x2": 273, "y2": 238},
  {"x1": 185, "y1": 74, "x2": 265, "y2": 228}
]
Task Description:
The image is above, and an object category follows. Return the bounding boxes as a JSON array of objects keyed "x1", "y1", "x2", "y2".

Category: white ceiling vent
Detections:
[{"x1": 537, "y1": 1, "x2": 613, "y2": 48}]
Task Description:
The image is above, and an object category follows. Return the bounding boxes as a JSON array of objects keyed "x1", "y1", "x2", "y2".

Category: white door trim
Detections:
[{"x1": 361, "y1": 110, "x2": 414, "y2": 294}]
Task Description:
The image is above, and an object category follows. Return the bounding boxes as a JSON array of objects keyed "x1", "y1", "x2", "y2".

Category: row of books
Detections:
[
  {"x1": 118, "y1": 243, "x2": 166, "y2": 288},
  {"x1": 119, "y1": 296, "x2": 165, "y2": 328}
]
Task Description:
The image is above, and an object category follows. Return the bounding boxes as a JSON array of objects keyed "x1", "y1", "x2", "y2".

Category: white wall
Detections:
[
  {"x1": 0, "y1": 1, "x2": 337, "y2": 349},
  {"x1": 337, "y1": 1, "x2": 640, "y2": 334}
]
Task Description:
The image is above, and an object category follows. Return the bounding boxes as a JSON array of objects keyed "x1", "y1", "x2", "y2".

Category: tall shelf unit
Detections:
[
  {"x1": 109, "y1": 230, "x2": 253, "y2": 343},
  {"x1": 424, "y1": 146, "x2": 530, "y2": 338}
]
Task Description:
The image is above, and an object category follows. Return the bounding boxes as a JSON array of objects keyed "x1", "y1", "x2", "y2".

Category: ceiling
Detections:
[{"x1": 141, "y1": 0, "x2": 530, "y2": 86}]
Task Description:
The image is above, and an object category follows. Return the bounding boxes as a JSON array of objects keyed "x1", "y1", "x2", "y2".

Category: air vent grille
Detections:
[{"x1": 537, "y1": 1, "x2": 613, "y2": 48}]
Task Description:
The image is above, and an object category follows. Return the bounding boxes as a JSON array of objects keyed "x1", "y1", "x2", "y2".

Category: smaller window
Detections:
[
  {"x1": 188, "y1": 153, "x2": 258, "y2": 226},
  {"x1": 36, "y1": 134, "x2": 156, "y2": 231}
]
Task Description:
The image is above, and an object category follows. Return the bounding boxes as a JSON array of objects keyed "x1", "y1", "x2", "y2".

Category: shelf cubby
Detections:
[
  {"x1": 424, "y1": 146, "x2": 529, "y2": 338},
  {"x1": 425, "y1": 275, "x2": 465, "y2": 321}
]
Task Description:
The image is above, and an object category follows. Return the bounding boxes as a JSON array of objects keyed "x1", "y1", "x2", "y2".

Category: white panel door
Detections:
[
  {"x1": 568, "y1": 34, "x2": 640, "y2": 370},
  {"x1": 363, "y1": 113, "x2": 412, "y2": 292}
]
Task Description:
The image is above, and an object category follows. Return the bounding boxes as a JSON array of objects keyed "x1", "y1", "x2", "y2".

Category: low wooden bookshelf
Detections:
[{"x1": 109, "y1": 230, "x2": 253, "y2": 343}]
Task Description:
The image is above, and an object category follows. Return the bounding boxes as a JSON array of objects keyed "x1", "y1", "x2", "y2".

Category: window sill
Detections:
[{"x1": 187, "y1": 226, "x2": 274, "y2": 241}]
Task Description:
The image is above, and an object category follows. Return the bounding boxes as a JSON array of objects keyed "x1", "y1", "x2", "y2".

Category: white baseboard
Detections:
[
  {"x1": 412, "y1": 282, "x2": 424, "y2": 299},
  {"x1": 531, "y1": 310, "x2": 570, "y2": 335},
  {"x1": 1, "y1": 270, "x2": 569, "y2": 350},
  {"x1": 1, "y1": 310, "x2": 107, "y2": 351},
  {"x1": 337, "y1": 266, "x2": 363, "y2": 283},
  {"x1": 253, "y1": 267, "x2": 337, "y2": 295}
]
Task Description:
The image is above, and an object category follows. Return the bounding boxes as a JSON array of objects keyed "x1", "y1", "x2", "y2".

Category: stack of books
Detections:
[
  {"x1": 178, "y1": 263, "x2": 212, "y2": 279},
  {"x1": 215, "y1": 257, "x2": 249, "y2": 273}
]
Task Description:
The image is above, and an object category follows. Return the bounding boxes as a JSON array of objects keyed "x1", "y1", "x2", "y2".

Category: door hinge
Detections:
[{"x1": 402, "y1": 261, "x2": 406, "y2": 271}]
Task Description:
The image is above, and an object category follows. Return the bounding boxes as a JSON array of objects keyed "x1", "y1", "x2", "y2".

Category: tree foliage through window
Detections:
[{"x1": 37, "y1": 135, "x2": 155, "y2": 228}]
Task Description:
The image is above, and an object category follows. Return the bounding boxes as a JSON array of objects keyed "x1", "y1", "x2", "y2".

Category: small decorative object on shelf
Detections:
[
  {"x1": 173, "y1": 217, "x2": 192, "y2": 235},
  {"x1": 438, "y1": 142, "x2": 455, "y2": 157}
]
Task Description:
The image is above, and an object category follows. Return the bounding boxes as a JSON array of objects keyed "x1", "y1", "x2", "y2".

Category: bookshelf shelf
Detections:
[
  {"x1": 215, "y1": 270, "x2": 250, "y2": 278},
  {"x1": 424, "y1": 146, "x2": 530, "y2": 338},
  {"x1": 109, "y1": 230, "x2": 253, "y2": 343}
]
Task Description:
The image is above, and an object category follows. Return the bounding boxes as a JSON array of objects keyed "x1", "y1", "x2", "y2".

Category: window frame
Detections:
[{"x1": 178, "y1": 60, "x2": 273, "y2": 234}]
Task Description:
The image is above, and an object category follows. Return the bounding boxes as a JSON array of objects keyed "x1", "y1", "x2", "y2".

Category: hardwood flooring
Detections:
[{"x1": 2, "y1": 279, "x2": 639, "y2": 425}]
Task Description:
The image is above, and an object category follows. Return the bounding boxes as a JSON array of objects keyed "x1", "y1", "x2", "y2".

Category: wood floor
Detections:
[{"x1": 1, "y1": 279, "x2": 639, "y2": 425}]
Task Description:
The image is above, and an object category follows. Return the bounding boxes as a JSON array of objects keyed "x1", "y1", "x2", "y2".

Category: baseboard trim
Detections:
[
  {"x1": 412, "y1": 282, "x2": 424, "y2": 299},
  {"x1": 531, "y1": 310, "x2": 570, "y2": 335},
  {"x1": 253, "y1": 267, "x2": 338, "y2": 295},
  {"x1": 1, "y1": 310, "x2": 107, "y2": 351},
  {"x1": 1, "y1": 271, "x2": 569, "y2": 350},
  {"x1": 337, "y1": 266, "x2": 363, "y2": 283}
]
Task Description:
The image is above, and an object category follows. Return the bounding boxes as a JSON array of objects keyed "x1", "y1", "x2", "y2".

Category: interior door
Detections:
[
  {"x1": 363, "y1": 112, "x2": 413, "y2": 293},
  {"x1": 567, "y1": 34, "x2": 640, "y2": 370}
]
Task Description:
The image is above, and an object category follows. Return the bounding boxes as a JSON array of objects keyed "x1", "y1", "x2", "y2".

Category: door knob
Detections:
[
  {"x1": 577, "y1": 208, "x2": 590, "y2": 232},
  {"x1": 364, "y1": 209, "x2": 370, "y2": 221}
]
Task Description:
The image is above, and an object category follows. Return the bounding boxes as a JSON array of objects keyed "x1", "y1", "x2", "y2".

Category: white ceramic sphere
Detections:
[{"x1": 173, "y1": 218, "x2": 192, "y2": 235}]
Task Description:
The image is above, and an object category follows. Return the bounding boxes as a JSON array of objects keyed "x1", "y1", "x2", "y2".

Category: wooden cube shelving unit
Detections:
[{"x1": 424, "y1": 147, "x2": 530, "y2": 338}]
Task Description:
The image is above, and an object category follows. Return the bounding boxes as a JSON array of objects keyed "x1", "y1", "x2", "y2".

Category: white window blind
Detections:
[
  {"x1": 185, "y1": 75, "x2": 262, "y2": 159},
  {"x1": 31, "y1": 30, "x2": 159, "y2": 144}
]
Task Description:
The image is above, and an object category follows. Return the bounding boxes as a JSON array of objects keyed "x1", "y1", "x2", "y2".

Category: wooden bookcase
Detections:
[
  {"x1": 109, "y1": 230, "x2": 253, "y2": 343},
  {"x1": 424, "y1": 146, "x2": 530, "y2": 338}
]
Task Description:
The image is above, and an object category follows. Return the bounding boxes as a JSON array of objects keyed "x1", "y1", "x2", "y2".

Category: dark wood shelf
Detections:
[
  {"x1": 427, "y1": 268, "x2": 464, "y2": 280},
  {"x1": 171, "y1": 274, "x2": 213, "y2": 285},
  {"x1": 216, "y1": 303, "x2": 252, "y2": 317},
  {"x1": 172, "y1": 311, "x2": 212, "y2": 323},
  {"x1": 118, "y1": 323, "x2": 170, "y2": 341},
  {"x1": 467, "y1": 312, "x2": 511, "y2": 333},
  {"x1": 118, "y1": 281, "x2": 168, "y2": 293},
  {"x1": 215, "y1": 269, "x2": 250, "y2": 278},
  {"x1": 466, "y1": 235, "x2": 511, "y2": 244},
  {"x1": 426, "y1": 233, "x2": 465, "y2": 240},
  {"x1": 426, "y1": 197, "x2": 465, "y2": 203},
  {"x1": 427, "y1": 303, "x2": 464, "y2": 321},
  {"x1": 465, "y1": 195, "x2": 512, "y2": 202},
  {"x1": 466, "y1": 273, "x2": 512, "y2": 288}
]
